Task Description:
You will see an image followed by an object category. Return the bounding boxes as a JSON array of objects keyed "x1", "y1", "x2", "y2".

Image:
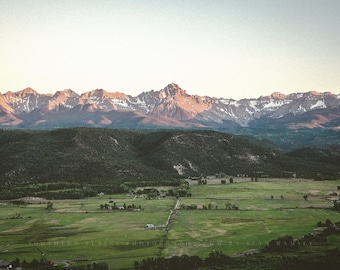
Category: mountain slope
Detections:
[
  {"x1": 0, "y1": 128, "x2": 339, "y2": 200},
  {"x1": 286, "y1": 146, "x2": 340, "y2": 167}
]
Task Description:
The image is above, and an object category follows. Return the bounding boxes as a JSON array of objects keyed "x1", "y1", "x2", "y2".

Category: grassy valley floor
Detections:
[{"x1": 0, "y1": 178, "x2": 339, "y2": 269}]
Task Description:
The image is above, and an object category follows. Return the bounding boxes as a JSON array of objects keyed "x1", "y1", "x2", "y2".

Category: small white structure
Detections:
[{"x1": 145, "y1": 224, "x2": 155, "y2": 229}]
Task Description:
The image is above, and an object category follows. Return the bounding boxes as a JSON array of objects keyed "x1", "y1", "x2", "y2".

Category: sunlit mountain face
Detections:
[{"x1": 1, "y1": 83, "x2": 339, "y2": 132}]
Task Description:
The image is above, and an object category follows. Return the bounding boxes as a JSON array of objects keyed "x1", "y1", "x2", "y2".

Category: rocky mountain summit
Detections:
[{"x1": 1, "y1": 83, "x2": 339, "y2": 130}]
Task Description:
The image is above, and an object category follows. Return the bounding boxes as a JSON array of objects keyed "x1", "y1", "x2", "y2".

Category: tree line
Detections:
[{"x1": 7, "y1": 257, "x2": 109, "y2": 270}]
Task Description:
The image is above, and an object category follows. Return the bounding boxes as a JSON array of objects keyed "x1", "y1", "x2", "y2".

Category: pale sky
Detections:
[{"x1": 1, "y1": 0, "x2": 340, "y2": 99}]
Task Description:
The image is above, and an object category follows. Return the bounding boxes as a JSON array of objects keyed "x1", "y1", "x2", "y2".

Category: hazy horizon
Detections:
[{"x1": 1, "y1": 0, "x2": 340, "y2": 99}]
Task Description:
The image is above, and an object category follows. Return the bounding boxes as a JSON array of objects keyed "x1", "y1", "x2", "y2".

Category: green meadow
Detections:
[
  {"x1": 0, "y1": 197, "x2": 175, "y2": 269},
  {"x1": 162, "y1": 179, "x2": 340, "y2": 257},
  {"x1": 1, "y1": 178, "x2": 340, "y2": 269}
]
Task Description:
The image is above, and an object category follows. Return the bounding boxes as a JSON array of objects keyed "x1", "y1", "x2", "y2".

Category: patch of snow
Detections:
[
  {"x1": 111, "y1": 99, "x2": 129, "y2": 107},
  {"x1": 310, "y1": 100, "x2": 326, "y2": 109},
  {"x1": 25, "y1": 96, "x2": 30, "y2": 112},
  {"x1": 219, "y1": 99, "x2": 239, "y2": 107},
  {"x1": 245, "y1": 107, "x2": 254, "y2": 114},
  {"x1": 249, "y1": 100, "x2": 258, "y2": 107},
  {"x1": 262, "y1": 100, "x2": 283, "y2": 110},
  {"x1": 297, "y1": 105, "x2": 307, "y2": 112},
  {"x1": 230, "y1": 101, "x2": 240, "y2": 107},
  {"x1": 226, "y1": 109, "x2": 237, "y2": 118},
  {"x1": 128, "y1": 98, "x2": 154, "y2": 113},
  {"x1": 273, "y1": 114, "x2": 284, "y2": 119}
]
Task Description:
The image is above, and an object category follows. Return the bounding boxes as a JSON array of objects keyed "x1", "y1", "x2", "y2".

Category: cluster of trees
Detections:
[
  {"x1": 8, "y1": 213, "x2": 23, "y2": 219},
  {"x1": 267, "y1": 235, "x2": 303, "y2": 251},
  {"x1": 203, "y1": 203, "x2": 218, "y2": 210},
  {"x1": 133, "y1": 220, "x2": 340, "y2": 270},
  {"x1": 100, "y1": 202, "x2": 141, "y2": 211},
  {"x1": 135, "y1": 180, "x2": 182, "y2": 187},
  {"x1": 266, "y1": 219, "x2": 340, "y2": 253},
  {"x1": 160, "y1": 180, "x2": 190, "y2": 198},
  {"x1": 8, "y1": 258, "x2": 109, "y2": 270},
  {"x1": 219, "y1": 177, "x2": 261, "y2": 184},
  {"x1": 137, "y1": 187, "x2": 161, "y2": 200},
  {"x1": 66, "y1": 263, "x2": 109, "y2": 270},
  {"x1": 134, "y1": 248, "x2": 340, "y2": 270},
  {"x1": 180, "y1": 204, "x2": 198, "y2": 210},
  {"x1": 8, "y1": 258, "x2": 53, "y2": 270},
  {"x1": 120, "y1": 180, "x2": 185, "y2": 199},
  {"x1": 174, "y1": 181, "x2": 190, "y2": 197},
  {"x1": 220, "y1": 178, "x2": 234, "y2": 184},
  {"x1": 134, "y1": 250, "x2": 230, "y2": 270},
  {"x1": 36, "y1": 190, "x2": 97, "y2": 200},
  {"x1": 132, "y1": 183, "x2": 191, "y2": 200},
  {"x1": 315, "y1": 219, "x2": 340, "y2": 239},
  {"x1": 197, "y1": 179, "x2": 208, "y2": 185},
  {"x1": 46, "y1": 201, "x2": 53, "y2": 211},
  {"x1": 225, "y1": 202, "x2": 239, "y2": 210},
  {"x1": 134, "y1": 187, "x2": 173, "y2": 199},
  {"x1": 11, "y1": 199, "x2": 29, "y2": 205},
  {"x1": 0, "y1": 182, "x2": 123, "y2": 200},
  {"x1": 1, "y1": 178, "x2": 185, "y2": 201},
  {"x1": 334, "y1": 200, "x2": 340, "y2": 211},
  {"x1": 179, "y1": 202, "x2": 239, "y2": 210},
  {"x1": 317, "y1": 218, "x2": 336, "y2": 228}
]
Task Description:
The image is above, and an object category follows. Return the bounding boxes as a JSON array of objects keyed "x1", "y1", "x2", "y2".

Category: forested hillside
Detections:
[{"x1": 0, "y1": 128, "x2": 339, "y2": 199}]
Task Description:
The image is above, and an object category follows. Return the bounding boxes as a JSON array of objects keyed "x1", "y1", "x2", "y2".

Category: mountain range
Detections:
[
  {"x1": 1, "y1": 83, "x2": 339, "y2": 128},
  {"x1": 1, "y1": 83, "x2": 340, "y2": 149}
]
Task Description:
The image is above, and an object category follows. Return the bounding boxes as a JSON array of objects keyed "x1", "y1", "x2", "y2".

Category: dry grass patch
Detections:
[
  {"x1": 185, "y1": 230, "x2": 201, "y2": 238},
  {"x1": 221, "y1": 218, "x2": 258, "y2": 224}
]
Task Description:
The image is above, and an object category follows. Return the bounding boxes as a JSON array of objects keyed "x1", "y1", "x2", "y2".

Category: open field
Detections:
[
  {"x1": 1, "y1": 178, "x2": 340, "y2": 269},
  {"x1": 0, "y1": 196, "x2": 175, "y2": 269},
  {"x1": 163, "y1": 178, "x2": 340, "y2": 257}
]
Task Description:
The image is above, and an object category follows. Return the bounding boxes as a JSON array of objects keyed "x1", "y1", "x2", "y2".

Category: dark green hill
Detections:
[
  {"x1": 0, "y1": 128, "x2": 339, "y2": 199},
  {"x1": 286, "y1": 146, "x2": 340, "y2": 167},
  {"x1": 217, "y1": 126, "x2": 340, "y2": 151}
]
